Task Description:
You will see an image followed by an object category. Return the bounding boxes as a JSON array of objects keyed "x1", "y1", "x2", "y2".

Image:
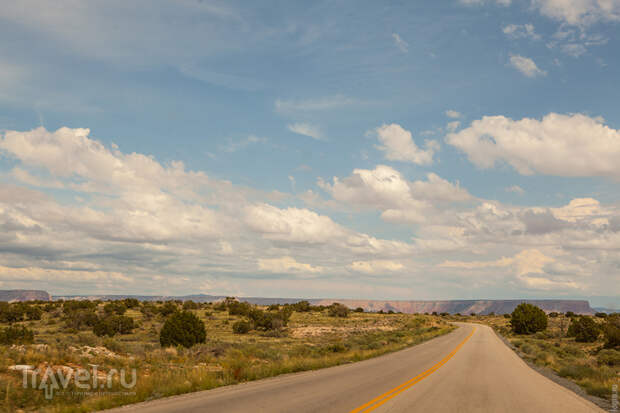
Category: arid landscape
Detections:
[{"x1": 0, "y1": 297, "x2": 454, "y2": 412}]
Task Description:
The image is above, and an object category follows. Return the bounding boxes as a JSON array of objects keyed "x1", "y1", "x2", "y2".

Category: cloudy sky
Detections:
[{"x1": 0, "y1": 0, "x2": 619, "y2": 305}]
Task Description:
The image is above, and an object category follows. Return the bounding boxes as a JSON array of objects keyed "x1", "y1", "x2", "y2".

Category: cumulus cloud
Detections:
[
  {"x1": 505, "y1": 185, "x2": 525, "y2": 195},
  {"x1": 459, "y1": 0, "x2": 511, "y2": 6},
  {"x1": 445, "y1": 110, "x2": 462, "y2": 119},
  {"x1": 258, "y1": 256, "x2": 323, "y2": 274},
  {"x1": 374, "y1": 124, "x2": 439, "y2": 165},
  {"x1": 509, "y1": 55, "x2": 547, "y2": 78},
  {"x1": 348, "y1": 260, "x2": 404, "y2": 274},
  {"x1": 392, "y1": 33, "x2": 409, "y2": 52},
  {"x1": 503, "y1": 23, "x2": 541, "y2": 40},
  {"x1": 532, "y1": 0, "x2": 620, "y2": 26},
  {"x1": 446, "y1": 113, "x2": 620, "y2": 178},
  {"x1": 287, "y1": 122, "x2": 324, "y2": 140}
]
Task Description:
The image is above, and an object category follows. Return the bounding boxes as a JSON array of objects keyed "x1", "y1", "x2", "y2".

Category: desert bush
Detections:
[
  {"x1": 488, "y1": 312, "x2": 495, "y2": 316},
  {"x1": 65, "y1": 309, "x2": 99, "y2": 330},
  {"x1": 503, "y1": 313, "x2": 511, "y2": 319},
  {"x1": 232, "y1": 320, "x2": 251, "y2": 334},
  {"x1": 469, "y1": 312, "x2": 475, "y2": 316},
  {"x1": 328, "y1": 303, "x2": 349, "y2": 318},
  {"x1": 354, "y1": 307, "x2": 364, "y2": 313},
  {"x1": 567, "y1": 317, "x2": 600, "y2": 342},
  {"x1": 595, "y1": 312, "x2": 607, "y2": 318},
  {"x1": 0, "y1": 325, "x2": 34, "y2": 344},
  {"x1": 228, "y1": 301, "x2": 253, "y2": 316},
  {"x1": 123, "y1": 298, "x2": 140, "y2": 308},
  {"x1": 440, "y1": 312, "x2": 449, "y2": 316},
  {"x1": 183, "y1": 300, "x2": 199, "y2": 310},
  {"x1": 63, "y1": 300, "x2": 96, "y2": 314},
  {"x1": 160, "y1": 311, "x2": 206, "y2": 348},
  {"x1": 292, "y1": 300, "x2": 311, "y2": 312},
  {"x1": 565, "y1": 311, "x2": 576, "y2": 318},
  {"x1": 247, "y1": 308, "x2": 291, "y2": 331},
  {"x1": 93, "y1": 315, "x2": 135, "y2": 337},
  {"x1": 548, "y1": 312, "x2": 559, "y2": 318},
  {"x1": 159, "y1": 301, "x2": 178, "y2": 316},
  {"x1": 597, "y1": 349, "x2": 620, "y2": 366},
  {"x1": 0, "y1": 302, "x2": 25, "y2": 323},
  {"x1": 25, "y1": 306, "x2": 42, "y2": 321},
  {"x1": 603, "y1": 314, "x2": 620, "y2": 348},
  {"x1": 103, "y1": 301, "x2": 127, "y2": 316},
  {"x1": 510, "y1": 303, "x2": 547, "y2": 334}
]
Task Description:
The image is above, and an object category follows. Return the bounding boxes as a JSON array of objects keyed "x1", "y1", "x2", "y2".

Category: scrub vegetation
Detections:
[{"x1": 0, "y1": 299, "x2": 453, "y2": 412}]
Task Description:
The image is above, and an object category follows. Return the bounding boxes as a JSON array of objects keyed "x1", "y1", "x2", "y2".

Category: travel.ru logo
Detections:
[{"x1": 22, "y1": 365, "x2": 136, "y2": 399}]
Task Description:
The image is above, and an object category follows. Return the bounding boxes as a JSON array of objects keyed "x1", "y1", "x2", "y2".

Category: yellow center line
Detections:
[{"x1": 349, "y1": 326, "x2": 476, "y2": 413}]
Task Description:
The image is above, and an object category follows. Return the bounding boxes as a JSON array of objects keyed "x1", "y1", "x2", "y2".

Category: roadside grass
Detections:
[
  {"x1": 0, "y1": 303, "x2": 454, "y2": 412},
  {"x1": 459, "y1": 314, "x2": 619, "y2": 401}
]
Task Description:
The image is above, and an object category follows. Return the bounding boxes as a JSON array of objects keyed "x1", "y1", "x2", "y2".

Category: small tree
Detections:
[
  {"x1": 0, "y1": 325, "x2": 34, "y2": 344},
  {"x1": 595, "y1": 312, "x2": 607, "y2": 318},
  {"x1": 328, "y1": 303, "x2": 349, "y2": 318},
  {"x1": 232, "y1": 320, "x2": 251, "y2": 334},
  {"x1": 548, "y1": 312, "x2": 559, "y2": 318},
  {"x1": 354, "y1": 307, "x2": 364, "y2": 313},
  {"x1": 160, "y1": 311, "x2": 206, "y2": 348},
  {"x1": 510, "y1": 303, "x2": 547, "y2": 334},
  {"x1": 567, "y1": 316, "x2": 600, "y2": 342},
  {"x1": 159, "y1": 301, "x2": 178, "y2": 317},
  {"x1": 603, "y1": 314, "x2": 620, "y2": 349}
]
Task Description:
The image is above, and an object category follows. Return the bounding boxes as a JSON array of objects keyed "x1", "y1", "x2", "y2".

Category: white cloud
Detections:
[
  {"x1": 505, "y1": 185, "x2": 525, "y2": 195},
  {"x1": 221, "y1": 135, "x2": 266, "y2": 152},
  {"x1": 258, "y1": 256, "x2": 323, "y2": 274},
  {"x1": 245, "y1": 203, "x2": 347, "y2": 244},
  {"x1": 348, "y1": 260, "x2": 404, "y2": 274},
  {"x1": 503, "y1": 23, "x2": 541, "y2": 40},
  {"x1": 275, "y1": 95, "x2": 360, "y2": 113},
  {"x1": 287, "y1": 122, "x2": 324, "y2": 140},
  {"x1": 561, "y1": 43, "x2": 588, "y2": 57},
  {"x1": 374, "y1": 123, "x2": 439, "y2": 165},
  {"x1": 509, "y1": 55, "x2": 547, "y2": 78},
  {"x1": 445, "y1": 110, "x2": 462, "y2": 119},
  {"x1": 532, "y1": 0, "x2": 620, "y2": 26},
  {"x1": 392, "y1": 33, "x2": 409, "y2": 53},
  {"x1": 446, "y1": 121, "x2": 461, "y2": 132},
  {"x1": 446, "y1": 113, "x2": 620, "y2": 178}
]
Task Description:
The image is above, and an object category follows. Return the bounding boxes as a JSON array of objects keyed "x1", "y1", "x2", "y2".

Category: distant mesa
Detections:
[
  {"x1": 0, "y1": 290, "x2": 52, "y2": 302},
  {"x1": 49, "y1": 292, "x2": 597, "y2": 315}
]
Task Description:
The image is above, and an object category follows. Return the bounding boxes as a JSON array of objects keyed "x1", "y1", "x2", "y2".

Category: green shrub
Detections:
[
  {"x1": 247, "y1": 308, "x2": 291, "y2": 331},
  {"x1": 292, "y1": 300, "x2": 311, "y2": 312},
  {"x1": 328, "y1": 303, "x2": 349, "y2": 318},
  {"x1": 565, "y1": 311, "x2": 576, "y2": 318},
  {"x1": 182, "y1": 300, "x2": 199, "y2": 310},
  {"x1": 103, "y1": 301, "x2": 127, "y2": 316},
  {"x1": 510, "y1": 303, "x2": 547, "y2": 334},
  {"x1": 597, "y1": 349, "x2": 620, "y2": 366},
  {"x1": 232, "y1": 320, "x2": 251, "y2": 334},
  {"x1": 503, "y1": 313, "x2": 511, "y2": 319},
  {"x1": 93, "y1": 315, "x2": 135, "y2": 337},
  {"x1": 228, "y1": 301, "x2": 253, "y2": 316},
  {"x1": 25, "y1": 306, "x2": 42, "y2": 321},
  {"x1": 354, "y1": 307, "x2": 364, "y2": 313},
  {"x1": 603, "y1": 314, "x2": 620, "y2": 348},
  {"x1": 567, "y1": 317, "x2": 600, "y2": 342},
  {"x1": 0, "y1": 325, "x2": 34, "y2": 344},
  {"x1": 595, "y1": 312, "x2": 607, "y2": 318},
  {"x1": 160, "y1": 311, "x2": 206, "y2": 348},
  {"x1": 64, "y1": 309, "x2": 99, "y2": 330},
  {"x1": 159, "y1": 301, "x2": 178, "y2": 316},
  {"x1": 548, "y1": 312, "x2": 559, "y2": 318},
  {"x1": 440, "y1": 312, "x2": 449, "y2": 317}
]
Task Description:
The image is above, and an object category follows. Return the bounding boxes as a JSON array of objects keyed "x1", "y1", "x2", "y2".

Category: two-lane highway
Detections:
[{"x1": 107, "y1": 323, "x2": 603, "y2": 412}]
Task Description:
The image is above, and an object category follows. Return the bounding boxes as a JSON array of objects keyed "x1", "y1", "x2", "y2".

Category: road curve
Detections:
[{"x1": 106, "y1": 323, "x2": 603, "y2": 413}]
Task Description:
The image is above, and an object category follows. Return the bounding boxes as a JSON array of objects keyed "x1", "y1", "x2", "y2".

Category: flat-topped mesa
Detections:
[
  {"x1": 309, "y1": 299, "x2": 594, "y2": 315},
  {"x1": 0, "y1": 290, "x2": 52, "y2": 302}
]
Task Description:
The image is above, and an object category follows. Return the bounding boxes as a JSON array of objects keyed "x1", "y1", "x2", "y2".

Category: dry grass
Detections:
[{"x1": 0, "y1": 303, "x2": 454, "y2": 412}]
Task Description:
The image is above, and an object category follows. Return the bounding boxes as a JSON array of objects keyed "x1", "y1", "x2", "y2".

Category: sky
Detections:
[{"x1": 0, "y1": 0, "x2": 619, "y2": 307}]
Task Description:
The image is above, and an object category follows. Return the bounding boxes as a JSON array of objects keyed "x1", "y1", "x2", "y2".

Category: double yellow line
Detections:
[{"x1": 349, "y1": 327, "x2": 476, "y2": 413}]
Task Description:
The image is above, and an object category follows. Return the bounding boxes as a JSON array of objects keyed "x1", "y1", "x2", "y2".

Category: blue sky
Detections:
[{"x1": 0, "y1": 0, "x2": 619, "y2": 307}]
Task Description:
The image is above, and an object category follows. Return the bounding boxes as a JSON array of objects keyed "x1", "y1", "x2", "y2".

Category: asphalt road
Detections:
[{"x1": 106, "y1": 323, "x2": 604, "y2": 412}]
